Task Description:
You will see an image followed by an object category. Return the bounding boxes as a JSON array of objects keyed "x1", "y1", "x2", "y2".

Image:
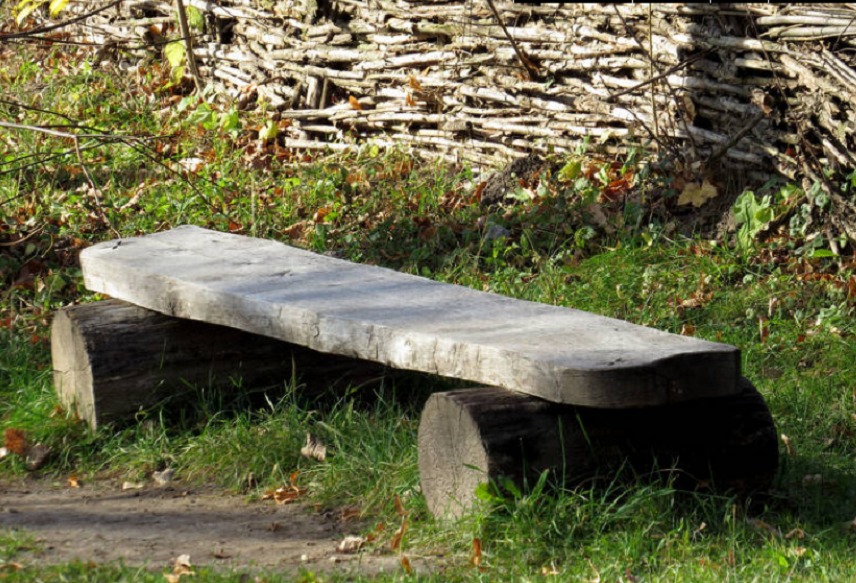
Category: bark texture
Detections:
[{"x1": 418, "y1": 378, "x2": 778, "y2": 519}]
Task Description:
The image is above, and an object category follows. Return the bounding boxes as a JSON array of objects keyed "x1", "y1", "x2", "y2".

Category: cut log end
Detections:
[
  {"x1": 418, "y1": 379, "x2": 779, "y2": 519},
  {"x1": 51, "y1": 300, "x2": 388, "y2": 429}
]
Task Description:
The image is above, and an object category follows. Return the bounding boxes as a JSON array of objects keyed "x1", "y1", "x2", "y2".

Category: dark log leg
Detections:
[
  {"x1": 52, "y1": 299, "x2": 387, "y2": 429},
  {"x1": 418, "y1": 378, "x2": 778, "y2": 519}
]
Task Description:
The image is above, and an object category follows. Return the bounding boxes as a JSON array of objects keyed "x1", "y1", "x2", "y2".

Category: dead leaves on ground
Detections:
[
  {"x1": 1, "y1": 428, "x2": 50, "y2": 470},
  {"x1": 262, "y1": 471, "x2": 306, "y2": 505},
  {"x1": 164, "y1": 554, "x2": 194, "y2": 582}
]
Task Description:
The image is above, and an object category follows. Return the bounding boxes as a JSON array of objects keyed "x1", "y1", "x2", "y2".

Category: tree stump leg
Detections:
[
  {"x1": 418, "y1": 379, "x2": 778, "y2": 519},
  {"x1": 52, "y1": 299, "x2": 386, "y2": 429}
]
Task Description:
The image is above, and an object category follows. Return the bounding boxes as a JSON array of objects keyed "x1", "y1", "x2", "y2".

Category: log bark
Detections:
[
  {"x1": 418, "y1": 378, "x2": 778, "y2": 519},
  {"x1": 51, "y1": 299, "x2": 386, "y2": 429}
]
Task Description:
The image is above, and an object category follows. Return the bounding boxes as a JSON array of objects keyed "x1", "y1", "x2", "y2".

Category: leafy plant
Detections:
[{"x1": 733, "y1": 190, "x2": 773, "y2": 251}]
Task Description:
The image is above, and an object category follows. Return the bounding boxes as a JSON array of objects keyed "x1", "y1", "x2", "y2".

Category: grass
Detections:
[{"x1": 2, "y1": 39, "x2": 856, "y2": 581}]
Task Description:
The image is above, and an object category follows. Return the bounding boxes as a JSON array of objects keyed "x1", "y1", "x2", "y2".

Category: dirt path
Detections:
[{"x1": 0, "y1": 478, "x2": 433, "y2": 576}]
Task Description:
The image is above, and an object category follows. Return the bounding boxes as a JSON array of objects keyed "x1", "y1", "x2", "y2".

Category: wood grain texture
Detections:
[
  {"x1": 51, "y1": 299, "x2": 387, "y2": 428},
  {"x1": 80, "y1": 226, "x2": 740, "y2": 408},
  {"x1": 418, "y1": 379, "x2": 779, "y2": 519}
]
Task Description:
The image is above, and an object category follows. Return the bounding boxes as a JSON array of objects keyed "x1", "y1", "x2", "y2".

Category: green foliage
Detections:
[
  {"x1": 2, "y1": 43, "x2": 856, "y2": 582},
  {"x1": 733, "y1": 190, "x2": 773, "y2": 251}
]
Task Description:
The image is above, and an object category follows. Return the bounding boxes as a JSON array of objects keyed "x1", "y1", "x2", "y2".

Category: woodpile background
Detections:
[{"x1": 60, "y1": 1, "x2": 856, "y2": 240}]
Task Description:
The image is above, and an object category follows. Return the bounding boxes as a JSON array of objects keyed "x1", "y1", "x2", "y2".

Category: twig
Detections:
[
  {"x1": 0, "y1": 0, "x2": 124, "y2": 40},
  {"x1": 706, "y1": 112, "x2": 765, "y2": 165},
  {"x1": 483, "y1": 0, "x2": 539, "y2": 81},
  {"x1": 175, "y1": 0, "x2": 205, "y2": 92},
  {"x1": 605, "y1": 49, "x2": 713, "y2": 102}
]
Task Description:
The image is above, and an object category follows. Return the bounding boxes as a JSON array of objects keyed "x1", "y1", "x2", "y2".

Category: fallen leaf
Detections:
[
  {"x1": 405, "y1": 92, "x2": 416, "y2": 107},
  {"x1": 677, "y1": 180, "x2": 718, "y2": 207},
  {"x1": 300, "y1": 433, "x2": 327, "y2": 462},
  {"x1": 781, "y1": 433, "x2": 795, "y2": 457},
  {"x1": 348, "y1": 95, "x2": 362, "y2": 110},
  {"x1": 262, "y1": 472, "x2": 306, "y2": 505},
  {"x1": 153, "y1": 468, "x2": 175, "y2": 486},
  {"x1": 337, "y1": 535, "x2": 366, "y2": 553},
  {"x1": 340, "y1": 506, "x2": 362, "y2": 520},
  {"x1": 389, "y1": 519, "x2": 408, "y2": 551},
  {"x1": 3, "y1": 428, "x2": 28, "y2": 456},
  {"x1": 173, "y1": 554, "x2": 193, "y2": 574},
  {"x1": 401, "y1": 555, "x2": 413, "y2": 574},
  {"x1": 470, "y1": 538, "x2": 482, "y2": 567},
  {"x1": 680, "y1": 323, "x2": 695, "y2": 336},
  {"x1": 164, "y1": 553, "x2": 195, "y2": 581},
  {"x1": 408, "y1": 75, "x2": 422, "y2": 91},
  {"x1": 67, "y1": 475, "x2": 81, "y2": 488},
  {"x1": 313, "y1": 207, "x2": 330, "y2": 223},
  {"x1": 122, "y1": 481, "x2": 145, "y2": 490},
  {"x1": 394, "y1": 494, "x2": 407, "y2": 517},
  {"x1": 177, "y1": 157, "x2": 205, "y2": 173}
]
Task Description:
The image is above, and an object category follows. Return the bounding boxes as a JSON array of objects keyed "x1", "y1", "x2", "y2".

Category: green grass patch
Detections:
[{"x1": 2, "y1": 41, "x2": 856, "y2": 581}]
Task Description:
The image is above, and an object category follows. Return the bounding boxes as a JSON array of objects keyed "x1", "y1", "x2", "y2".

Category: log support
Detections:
[
  {"x1": 51, "y1": 300, "x2": 386, "y2": 429},
  {"x1": 418, "y1": 379, "x2": 778, "y2": 519}
]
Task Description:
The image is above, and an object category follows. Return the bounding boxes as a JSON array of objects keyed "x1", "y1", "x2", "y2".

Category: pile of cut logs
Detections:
[{"x1": 64, "y1": 1, "x2": 856, "y2": 237}]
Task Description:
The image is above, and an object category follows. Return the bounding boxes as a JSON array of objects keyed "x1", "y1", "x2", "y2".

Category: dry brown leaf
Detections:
[
  {"x1": 680, "y1": 323, "x2": 696, "y2": 337},
  {"x1": 300, "y1": 433, "x2": 327, "y2": 461},
  {"x1": 3, "y1": 428, "x2": 28, "y2": 456},
  {"x1": 67, "y1": 475, "x2": 81, "y2": 488},
  {"x1": 405, "y1": 92, "x2": 416, "y2": 107},
  {"x1": 313, "y1": 207, "x2": 331, "y2": 224},
  {"x1": 348, "y1": 95, "x2": 362, "y2": 110},
  {"x1": 389, "y1": 519, "x2": 408, "y2": 551},
  {"x1": 337, "y1": 535, "x2": 366, "y2": 553},
  {"x1": 470, "y1": 537, "x2": 482, "y2": 567},
  {"x1": 401, "y1": 555, "x2": 413, "y2": 574},
  {"x1": 153, "y1": 468, "x2": 175, "y2": 486},
  {"x1": 340, "y1": 506, "x2": 362, "y2": 521},
  {"x1": 408, "y1": 75, "x2": 422, "y2": 91},
  {"x1": 394, "y1": 494, "x2": 407, "y2": 517},
  {"x1": 677, "y1": 180, "x2": 718, "y2": 207},
  {"x1": 164, "y1": 553, "x2": 195, "y2": 581}
]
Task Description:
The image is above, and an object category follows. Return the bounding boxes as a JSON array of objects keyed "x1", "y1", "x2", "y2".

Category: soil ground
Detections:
[{"x1": 0, "y1": 477, "x2": 435, "y2": 577}]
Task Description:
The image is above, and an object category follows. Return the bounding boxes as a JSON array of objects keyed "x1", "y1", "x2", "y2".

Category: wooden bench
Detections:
[{"x1": 54, "y1": 226, "x2": 778, "y2": 518}]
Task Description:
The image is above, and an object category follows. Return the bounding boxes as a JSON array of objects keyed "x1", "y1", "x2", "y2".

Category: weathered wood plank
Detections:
[{"x1": 80, "y1": 226, "x2": 740, "y2": 408}]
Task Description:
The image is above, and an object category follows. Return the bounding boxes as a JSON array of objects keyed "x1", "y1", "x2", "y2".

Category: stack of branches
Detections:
[{"x1": 51, "y1": 1, "x2": 856, "y2": 240}]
